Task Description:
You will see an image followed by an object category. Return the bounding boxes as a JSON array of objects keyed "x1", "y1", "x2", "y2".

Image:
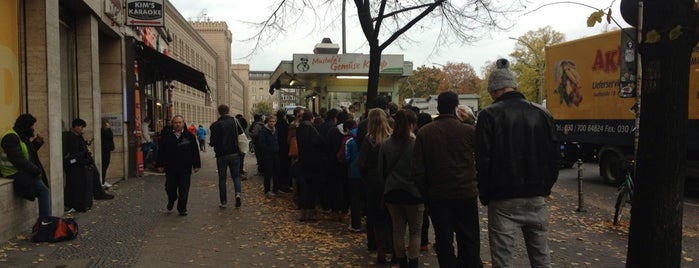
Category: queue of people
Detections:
[{"x1": 0, "y1": 58, "x2": 558, "y2": 267}]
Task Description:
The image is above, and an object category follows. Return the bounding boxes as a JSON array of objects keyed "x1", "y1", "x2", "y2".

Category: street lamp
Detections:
[{"x1": 508, "y1": 37, "x2": 545, "y2": 104}]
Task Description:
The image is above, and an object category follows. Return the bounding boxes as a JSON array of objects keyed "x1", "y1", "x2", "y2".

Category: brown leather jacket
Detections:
[{"x1": 412, "y1": 114, "x2": 478, "y2": 200}]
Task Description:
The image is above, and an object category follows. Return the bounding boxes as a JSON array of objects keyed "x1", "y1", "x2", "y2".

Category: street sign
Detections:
[{"x1": 126, "y1": 0, "x2": 164, "y2": 27}]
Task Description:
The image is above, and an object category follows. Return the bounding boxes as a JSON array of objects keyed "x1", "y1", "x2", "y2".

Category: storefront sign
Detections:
[
  {"x1": 126, "y1": 0, "x2": 164, "y2": 27},
  {"x1": 292, "y1": 54, "x2": 404, "y2": 74},
  {"x1": 105, "y1": 0, "x2": 124, "y2": 25}
]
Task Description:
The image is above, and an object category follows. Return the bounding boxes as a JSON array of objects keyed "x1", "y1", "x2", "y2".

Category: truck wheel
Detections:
[{"x1": 601, "y1": 152, "x2": 623, "y2": 185}]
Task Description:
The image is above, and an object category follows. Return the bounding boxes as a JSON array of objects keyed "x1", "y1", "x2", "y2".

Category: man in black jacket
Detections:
[
  {"x1": 0, "y1": 114, "x2": 51, "y2": 220},
  {"x1": 476, "y1": 58, "x2": 559, "y2": 268},
  {"x1": 157, "y1": 115, "x2": 201, "y2": 216},
  {"x1": 209, "y1": 105, "x2": 244, "y2": 208}
]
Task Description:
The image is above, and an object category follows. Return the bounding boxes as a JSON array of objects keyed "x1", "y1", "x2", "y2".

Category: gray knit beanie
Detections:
[{"x1": 487, "y1": 58, "x2": 518, "y2": 92}]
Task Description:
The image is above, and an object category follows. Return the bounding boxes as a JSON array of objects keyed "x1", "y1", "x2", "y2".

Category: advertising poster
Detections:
[{"x1": 0, "y1": 1, "x2": 20, "y2": 132}]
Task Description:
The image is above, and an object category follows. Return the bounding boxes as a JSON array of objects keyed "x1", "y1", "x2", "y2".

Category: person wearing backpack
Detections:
[
  {"x1": 0, "y1": 114, "x2": 52, "y2": 221},
  {"x1": 342, "y1": 120, "x2": 363, "y2": 233}
]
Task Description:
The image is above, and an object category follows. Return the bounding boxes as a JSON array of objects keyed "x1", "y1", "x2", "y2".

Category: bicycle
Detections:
[{"x1": 613, "y1": 160, "x2": 635, "y2": 225}]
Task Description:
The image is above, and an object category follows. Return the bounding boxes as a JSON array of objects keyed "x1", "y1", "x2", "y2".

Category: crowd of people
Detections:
[{"x1": 0, "y1": 59, "x2": 558, "y2": 268}]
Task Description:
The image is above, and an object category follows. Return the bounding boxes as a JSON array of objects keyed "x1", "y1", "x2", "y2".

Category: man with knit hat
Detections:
[{"x1": 475, "y1": 58, "x2": 559, "y2": 268}]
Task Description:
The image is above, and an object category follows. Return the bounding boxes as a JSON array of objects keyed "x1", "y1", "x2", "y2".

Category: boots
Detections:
[
  {"x1": 408, "y1": 258, "x2": 418, "y2": 268},
  {"x1": 374, "y1": 228, "x2": 387, "y2": 264}
]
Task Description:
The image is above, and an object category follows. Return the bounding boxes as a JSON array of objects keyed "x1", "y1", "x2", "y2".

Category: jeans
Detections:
[
  {"x1": 101, "y1": 150, "x2": 111, "y2": 184},
  {"x1": 35, "y1": 179, "x2": 51, "y2": 219},
  {"x1": 165, "y1": 172, "x2": 192, "y2": 213},
  {"x1": 488, "y1": 197, "x2": 551, "y2": 268},
  {"x1": 428, "y1": 197, "x2": 482, "y2": 268},
  {"x1": 262, "y1": 154, "x2": 280, "y2": 193},
  {"x1": 216, "y1": 153, "x2": 241, "y2": 205},
  {"x1": 199, "y1": 139, "x2": 206, "y2": 151},
  {"x1": 386, "y1": 203, "x2": 425, "y2": 259}
]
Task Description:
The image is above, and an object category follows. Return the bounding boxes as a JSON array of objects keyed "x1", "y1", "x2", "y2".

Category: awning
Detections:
[{"x1": 133, "y1": 41, "x2": 209, "y2": 93}]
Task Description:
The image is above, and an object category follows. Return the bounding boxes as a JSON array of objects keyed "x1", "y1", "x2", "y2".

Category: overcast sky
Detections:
[{"x1": 169, "y1": 0, "x2": 629, "y2": 77}]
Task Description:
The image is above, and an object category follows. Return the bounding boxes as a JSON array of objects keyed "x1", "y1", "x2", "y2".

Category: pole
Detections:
[
  {"x1": 576, "y1": 159, "x2": 586, "y2": 212},
  {"x1": 342, "y1": 0, "x2": 346, "y2": 54},
  {"x1": 134, "y1": 60, "x2": 144, "y2": 177}
]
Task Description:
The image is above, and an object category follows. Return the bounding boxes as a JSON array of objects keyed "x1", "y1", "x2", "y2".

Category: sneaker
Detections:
[
  {"x1": 167, "y1": 200, "x2": 175, "y2": 211},
  {"x1": 279, "y1": 188, "x2": 293, "y2": 194},
  {"x1": 348, "y1": 227, "x2": 362, "y2": 233},
  {"x1": 235, "y1": 196, "x2": 242, "y2": 207},
  {"x1": 265, "y1": 191, "x2": 276, "y2": 197},
  {"x1": 102, "y1": 182, "x2": 112, "y2": 189},
  {"x1": 65, "y1": 208, "x2": 76, "y2": 213},
  {"x1": 178, "y1": 211, "x2": 188, "y2": 216},
  {"x1": 219, "y1": 203, "x2": 227, "y2": 209}
]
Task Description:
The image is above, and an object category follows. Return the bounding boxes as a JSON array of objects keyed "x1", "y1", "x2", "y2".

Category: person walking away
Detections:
[
  {"x1": 196, "y1": 125, "x2": 207, "y2": 152},
  {"x1": 0, "y1": 114, "x2": 52, "y2": 220},
  {"x1": 412, "y1": 91, "x2": 482, "y2": 268},
  {"x1": 157, "y1": 115, "x2": 201, "y2": 216},
  {"x1": 476, "y1": 58, "x2": 559, "y2": 268},
  {"x1": 358, "y1": 108, "x2": 393, "y2": 263},
  {"x1": 209, "y1": 105, "x2": 244, "y2": 208},
  {"x1": 326, "y1": 110, "x2": 351, "y2": 221},
  {"x1": 258, "y1": 115, "x2": 281, "y2": 196},
  {"x1": 380, "y1": 109, "x2": 423, "y2": 268},
  {"x1": 295, "y1": 112, "x2": 324, "y2": 221},
  {"x1": 100, "y1": 118, "x2": 115, "y2": 189}
]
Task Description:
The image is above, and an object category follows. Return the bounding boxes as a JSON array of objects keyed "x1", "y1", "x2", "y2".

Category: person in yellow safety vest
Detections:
[{"x1": 0, "y1": 114, "x2": 51, "y2": 220}]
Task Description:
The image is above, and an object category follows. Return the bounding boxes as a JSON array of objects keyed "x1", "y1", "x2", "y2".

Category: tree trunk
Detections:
[
  {"x1": 366, "y1": 43, "x2": 381, "y2": 109},
  {"x1": 627, "y1": 0, "x2": 696, "y2": 266}
]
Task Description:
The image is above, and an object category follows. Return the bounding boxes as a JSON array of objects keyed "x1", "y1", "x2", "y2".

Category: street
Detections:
[{"x1": 0, "y1": 154, "x2": 698, "y2": 267}]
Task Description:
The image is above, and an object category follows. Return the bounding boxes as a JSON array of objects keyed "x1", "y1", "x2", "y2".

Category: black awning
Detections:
[{"x1": 134, "y1": 41, "x2": 209, "y2": 93}]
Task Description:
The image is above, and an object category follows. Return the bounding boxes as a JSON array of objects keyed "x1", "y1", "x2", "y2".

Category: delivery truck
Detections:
[{"x1": 544, "y1": 28, "x2": 699, "y2": 184}]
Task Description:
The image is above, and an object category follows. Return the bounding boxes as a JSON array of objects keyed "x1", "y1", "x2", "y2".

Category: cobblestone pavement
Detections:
[{"x1": 0, "y1": 150, "x2": 697, "y2": 267}]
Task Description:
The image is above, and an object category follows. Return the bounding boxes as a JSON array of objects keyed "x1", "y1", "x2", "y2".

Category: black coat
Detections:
[
  {"x1": 475, "y1": 91, "x2": 559, "y2": 205},
  {"x1": 156, "y1": 130, "x2": 201, "y2": 174},
  {"x1": 209, "y1": 115, "x2": 243, "y2": 157},
  {"x1": 295, "y1": 121, "x2": 324, "y2": 175},
  {"x1": 257, "y1": 126, "x2": 279, "y2": 157},
  {"x1": 101, "y1": 127, "x2": 115, "y2": 152}
]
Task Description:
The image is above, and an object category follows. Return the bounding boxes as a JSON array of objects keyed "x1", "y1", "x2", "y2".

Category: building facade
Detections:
[{"x1": 0, "y1": 0, "x2": 243, "y2": 243}]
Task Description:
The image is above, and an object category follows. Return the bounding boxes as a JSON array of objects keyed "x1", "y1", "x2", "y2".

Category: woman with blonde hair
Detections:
[{"x1": 358, "y1": 108, "x2": 393, "y2": 263}]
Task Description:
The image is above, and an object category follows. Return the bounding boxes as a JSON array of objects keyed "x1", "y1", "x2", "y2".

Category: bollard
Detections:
[{"x1": 576, "y1": 159, "x2": 586, "y2": 212}]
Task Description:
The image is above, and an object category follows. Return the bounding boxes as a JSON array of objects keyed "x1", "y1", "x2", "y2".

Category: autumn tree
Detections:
[
  {"x1": 436, "y1": 62, "x2": 481, "y2": 94},
  {"x1": 246, "y1": 0, "x2": 522, "y2": 109},
  {"x1": 508, "y1": 26, "x2": 565, "y2": 103},
  {"x1": 477, "y1": 59, "x2": 495, "y2": 107},
  {"x1": 617, "y1": 0, "x2": 698, "y2": 266},
  {"x1": 251, "y1": 101, "x2": 274, "y2": 116},
  {"x1": 398, "y1": 66, "x2": 441, "y2": 103}
]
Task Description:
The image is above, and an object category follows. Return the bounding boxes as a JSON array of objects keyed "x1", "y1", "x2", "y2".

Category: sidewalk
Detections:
[{"x1": 0, "y1": 150, "x2": 692, "y2": 267}]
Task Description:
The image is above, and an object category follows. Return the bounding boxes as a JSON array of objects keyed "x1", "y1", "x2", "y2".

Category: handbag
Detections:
[{"x1": 235, "y1": 119, "x2": 250, "y2": 154}]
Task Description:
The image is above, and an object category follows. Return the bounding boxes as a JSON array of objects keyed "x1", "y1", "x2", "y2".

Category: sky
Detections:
[{"x1": 169, "y1": 0, "x2": 629, "y2": 77}]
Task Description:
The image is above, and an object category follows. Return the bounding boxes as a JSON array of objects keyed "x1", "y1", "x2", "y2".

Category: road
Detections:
[{"x1": 555, "y1": 163, "x2": 699, "y2": 233}]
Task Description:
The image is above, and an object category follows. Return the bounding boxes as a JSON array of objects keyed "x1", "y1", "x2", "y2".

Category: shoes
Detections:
[
  {"x1": 219, "y1": 203, "x2": 227, "y2": 209},
  {"x1": 279, "y1": 188, "x2": 293, "y2": 194},
  {"x1": 265, "y1": 191, "x2": 276, "y2": 197},
  {"x1": 94, "y1": 193, "x2": 115, "y2": 200},
  {"x1": 102, "y1": 182, "x2": 112, "y2": 189},
  {"x1": 167, "y1": 200, "x2": 174, "y2": 211},
  {"x1": 235, "y1": 196, "x2": 241, "y2": 207},
  {"x1": 348, "y1": 226, "x2": 362, "y2": 233},
  {"x1": 179, "y1": 211, "x2": 188, "y2": 216},
  {"x1": 65, "y1": 208, "x2": 76, "y2": 213}
]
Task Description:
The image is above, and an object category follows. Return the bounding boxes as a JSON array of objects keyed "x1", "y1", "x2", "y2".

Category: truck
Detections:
[{"x1": 544, "y1": 28, "x2": 699, "y2": 184}]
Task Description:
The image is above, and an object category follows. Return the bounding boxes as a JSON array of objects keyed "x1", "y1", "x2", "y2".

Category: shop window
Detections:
[{"x1": 59, "y1": 6, "x2": 76, "y2": 131}]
